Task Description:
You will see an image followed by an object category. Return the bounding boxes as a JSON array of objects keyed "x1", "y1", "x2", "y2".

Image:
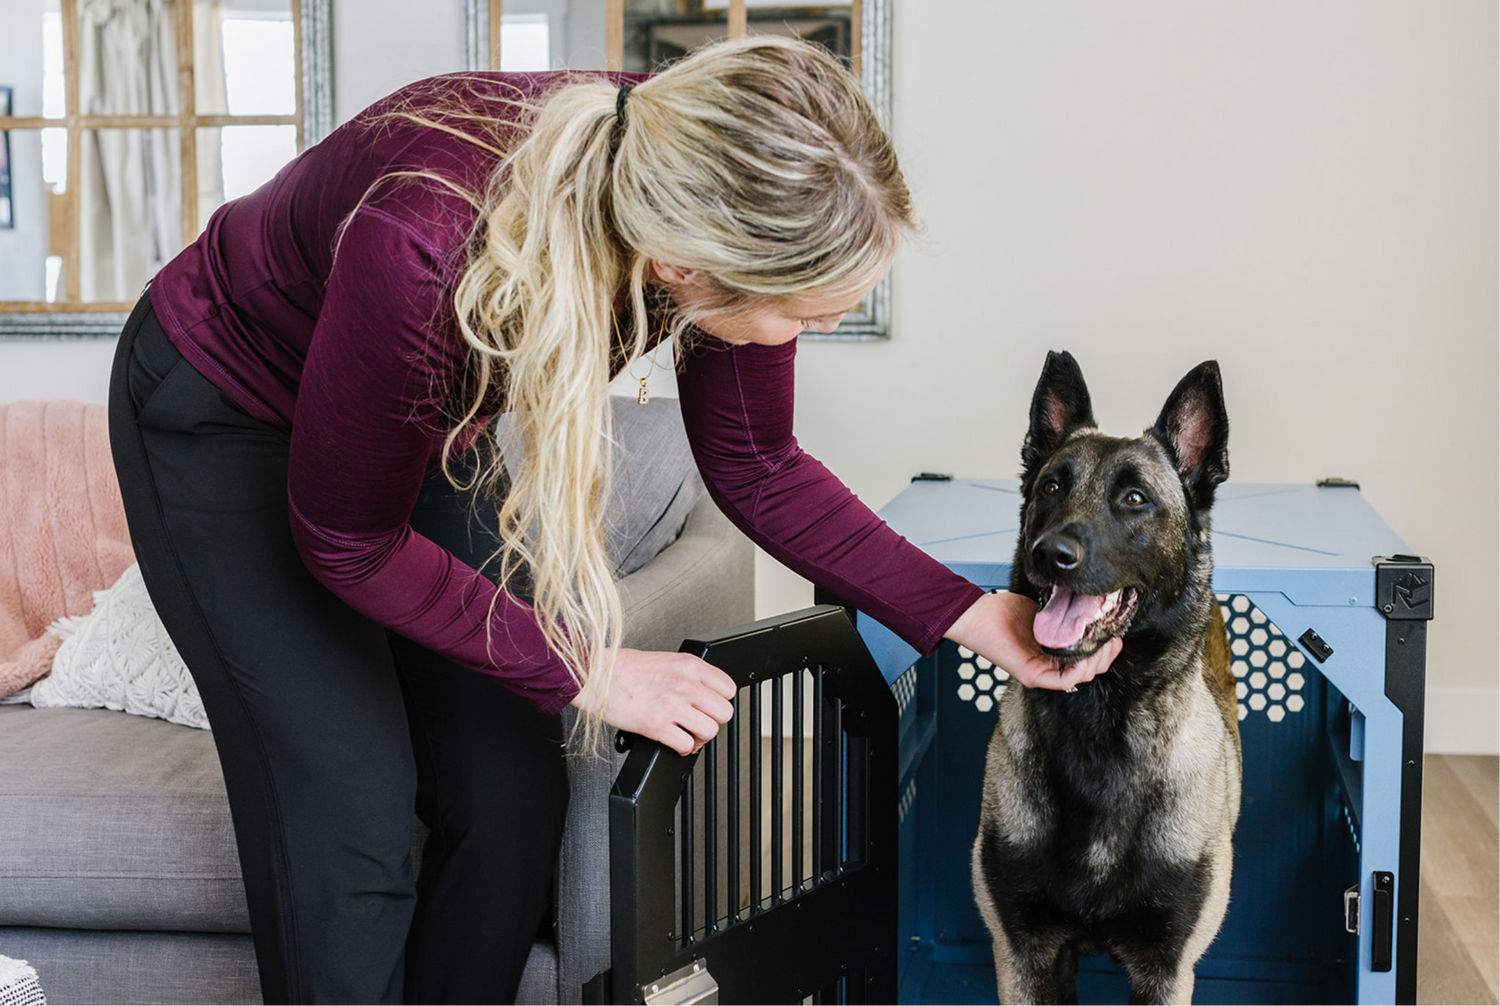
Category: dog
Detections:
[{"x1": 971, "y1": 351, "x2": 1242, "y2": 1005}]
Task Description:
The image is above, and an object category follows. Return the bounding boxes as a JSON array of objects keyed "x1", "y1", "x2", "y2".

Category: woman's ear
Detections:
[{"x1": 650, "y1": 261, "x2": 699, "y2": 285}]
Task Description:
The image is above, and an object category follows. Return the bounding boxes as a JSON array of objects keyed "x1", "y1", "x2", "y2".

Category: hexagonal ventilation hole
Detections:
[
  {"x1": 954, "y1": 645, "x2": 1011, "y2": 712},
  {"x1": 1217, "y1": 594, "x2": 1311, "y2": 724}
]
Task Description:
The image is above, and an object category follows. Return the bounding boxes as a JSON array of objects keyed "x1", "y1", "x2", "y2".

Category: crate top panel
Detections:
[{"x1": 875, "y1": 480, "x2": 1410, "y2": 591}]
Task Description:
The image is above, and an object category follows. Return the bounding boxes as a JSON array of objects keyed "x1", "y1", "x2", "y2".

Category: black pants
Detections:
[{"x1": 109, "y1": 293, "x2": 569, "y2": 1004}]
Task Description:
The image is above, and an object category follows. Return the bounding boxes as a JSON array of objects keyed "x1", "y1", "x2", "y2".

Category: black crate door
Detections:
[{"x1": 604, "y1": 606, "x2": 899, "y2": 1004}]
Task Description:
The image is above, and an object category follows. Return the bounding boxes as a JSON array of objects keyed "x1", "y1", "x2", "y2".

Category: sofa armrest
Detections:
[{"x1": 552, "y1": 493, "x2": 753, "y2": 1003}]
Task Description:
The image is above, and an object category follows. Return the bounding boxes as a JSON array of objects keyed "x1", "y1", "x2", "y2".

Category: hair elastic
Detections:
[{"x1": 616, "y1": 83, "x2": 634, "y2": 130}]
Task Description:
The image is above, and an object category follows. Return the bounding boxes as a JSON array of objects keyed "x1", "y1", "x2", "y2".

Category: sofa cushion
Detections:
[
  {"x1": 495, "y1": 396, "x2": 705, "y2": 579},
  {"x1": 0, "y1": 927, "x2": 563, "y2": 1006},
  {"x1": 0, "y1": 705, "x2": 248, "y2": 932}
]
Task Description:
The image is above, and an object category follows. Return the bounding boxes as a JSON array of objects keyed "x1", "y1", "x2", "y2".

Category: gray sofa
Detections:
[{"x1": 0, "y1": 398, "x2": 754, "y2": 1005}]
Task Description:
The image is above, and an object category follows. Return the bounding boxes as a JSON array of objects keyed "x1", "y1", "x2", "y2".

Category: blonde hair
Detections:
[{"x1": 430, "y1": 36, "x2": 912, "y2": 752}]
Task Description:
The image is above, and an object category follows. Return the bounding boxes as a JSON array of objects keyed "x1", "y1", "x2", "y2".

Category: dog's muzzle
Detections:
[{"x1": 1033, "y1": 584, "x2": 1140, "y2": 657}]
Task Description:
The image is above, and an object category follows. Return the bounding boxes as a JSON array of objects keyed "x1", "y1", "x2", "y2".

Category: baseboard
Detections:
[{"x1": 1425, "y1": 687, "x2": 1499, "y2": 755}]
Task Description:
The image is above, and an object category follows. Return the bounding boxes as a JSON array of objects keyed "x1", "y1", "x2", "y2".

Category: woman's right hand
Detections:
[{"x1": 571, "y1": 647, "x2": 737, "y2": 756}]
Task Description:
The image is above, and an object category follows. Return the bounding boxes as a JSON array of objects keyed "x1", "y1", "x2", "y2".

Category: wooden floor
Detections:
[{"x1": 1419, "y1": 754, "x2": 1498, "y2": 1005}]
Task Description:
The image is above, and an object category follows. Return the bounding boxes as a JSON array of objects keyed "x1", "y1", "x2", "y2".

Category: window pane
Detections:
[
  {"x1": 77, "y1": 129, "x2": 183, "y2": 301},
  {"x1": 0, "y1": 129, "x2": 70, "y2": 301},
  {"x1": 510, "y1": 0, "x2": 603, "y2": 71},
  {"x1": 0, "y1": 130, "x2": 35, "y2": 299},
  {"x1": 197, "y1": 1, "x2": 296, "y2": 116},
  {"x1": 79, "y1": 6, "x2": 182, "y2": 117},
  {"x1": 3, "y1": 1, "x2": 60, "y2": 118},
  {"x1": 196, "y1": 125, "x2": 297, "y2": 228},
  {"x1": 42, "y1": 127, "x2": 66, "y2": 193},
  {"x1": 501, "y1": 14, "x2": 551, "y2": 71}
]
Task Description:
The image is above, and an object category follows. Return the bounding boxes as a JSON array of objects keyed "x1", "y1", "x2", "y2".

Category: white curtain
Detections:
[{"x1": 76, "y1": 0, "x2": 185, "y2": 302}]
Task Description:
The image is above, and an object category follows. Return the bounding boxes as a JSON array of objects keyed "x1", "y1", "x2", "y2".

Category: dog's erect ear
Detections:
[
  {"x1": 1150, "y1": 361, "x2": 1230, "y2": 508},
  {"x1": 1023, "y1": 351, "x2": 1097, "y2": 470}
]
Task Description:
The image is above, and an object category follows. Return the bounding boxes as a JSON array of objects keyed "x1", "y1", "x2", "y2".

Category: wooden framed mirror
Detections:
[
  {"x1": 0, "y1": 0, "x2": 332, "y2": 337},
  {"x1": 463, "y1": 0, "x2": 894, "y2": 340}
]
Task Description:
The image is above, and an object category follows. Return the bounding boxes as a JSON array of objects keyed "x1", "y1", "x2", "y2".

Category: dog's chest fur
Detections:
[{"x1": 993, "y1": 655, "x2": 1234, "y2": 884}]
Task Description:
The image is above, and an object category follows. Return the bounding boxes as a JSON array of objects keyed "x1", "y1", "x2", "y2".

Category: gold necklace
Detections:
[{"x1": 612, "y1": 310, "x2": 660, "y2": 405}]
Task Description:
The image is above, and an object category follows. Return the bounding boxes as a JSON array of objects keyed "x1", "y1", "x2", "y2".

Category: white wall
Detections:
[
  {"x1": 0, "y1": 0, "x2": 1493, "y2": 752},
  {"x1": 780, "y1": 0, "x2": 1498, "y2": 753}
]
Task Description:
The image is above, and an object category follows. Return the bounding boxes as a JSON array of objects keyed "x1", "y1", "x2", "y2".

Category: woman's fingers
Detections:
[
  {"x1": 1004, "y1": 635, "x2": 1122, "y2": 691},
  {"x1": 1044, "y1": 637, "x2": 1122, "y2": 690},
  {"x1": 658, "y1": 724, "x2": 697, "y2": 757},
  {"x1": 584, "y1": 648, "x2": 739, "y2": 755},
  {"x1": 699, "y1": 662, "x2": 738, "y2": 701}
]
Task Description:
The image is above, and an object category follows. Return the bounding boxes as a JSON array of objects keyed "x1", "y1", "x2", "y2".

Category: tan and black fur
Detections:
[{"x1": 972, "y1": 353, "x2": 1241, "y2": 1005}]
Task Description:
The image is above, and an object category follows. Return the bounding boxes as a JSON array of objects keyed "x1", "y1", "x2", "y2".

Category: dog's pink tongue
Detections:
[{"x1": 1034, "y1": 589, "x2": 1106, "y2": 649}]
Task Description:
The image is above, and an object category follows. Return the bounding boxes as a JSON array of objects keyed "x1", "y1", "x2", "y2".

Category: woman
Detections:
[{"x1": 110, "y1": 36, "x2": 1118, "y2": 1004}]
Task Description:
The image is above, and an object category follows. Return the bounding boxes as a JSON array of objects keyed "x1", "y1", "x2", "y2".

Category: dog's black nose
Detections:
[{"x1": 1033, "y1": 532, "x2": 1083, "y2": 572}]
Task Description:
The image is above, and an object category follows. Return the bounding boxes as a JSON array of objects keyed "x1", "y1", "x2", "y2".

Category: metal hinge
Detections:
[
  {"x1": 1344, "y1": 884, "x2": 1360, "y2": 934},
  {"x1": 642, "y1": 960, "x2": 719, "y2": 1005}
]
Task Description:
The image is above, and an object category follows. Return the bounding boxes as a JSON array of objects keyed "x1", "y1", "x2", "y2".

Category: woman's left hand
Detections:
[{"x1": 944, "y1": 590, "x2": 1121, "y2": 691}]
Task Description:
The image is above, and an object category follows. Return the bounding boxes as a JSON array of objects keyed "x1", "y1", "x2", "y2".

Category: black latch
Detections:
[
  {"x1": 1373, "y1": 555, "x2": 1435, "y2": 621},
  {"x1": 1317, "y1": 477, "x2": 1361, "y2": 489},
  {"x1": 1372, "y1": 872, "x2": 1394, "y2": 972},
  {"x1": 912, "y1": 472, "x2": 953, "y2": 482},
  {"x1": 1298, "y1": 628, "x2": 1334, "y2": 663}
]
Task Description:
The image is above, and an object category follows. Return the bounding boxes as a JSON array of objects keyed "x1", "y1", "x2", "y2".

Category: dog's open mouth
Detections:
[{"x1": 1033, "y1": 585, "x2": 1140, "y2": 658}]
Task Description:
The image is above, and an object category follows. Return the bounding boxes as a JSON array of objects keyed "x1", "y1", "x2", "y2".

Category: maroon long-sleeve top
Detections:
[{"x1": 148, "y1": 71, "x2": 985, "y2": 716}]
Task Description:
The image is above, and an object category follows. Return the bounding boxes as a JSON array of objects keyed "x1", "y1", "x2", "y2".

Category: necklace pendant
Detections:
[{"x1": 637, "y1": 379, "x2": 650, "y2": 405}]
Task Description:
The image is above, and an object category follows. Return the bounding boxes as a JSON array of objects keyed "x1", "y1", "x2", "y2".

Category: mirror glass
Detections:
[
  {"x1": 1, "y1": 130, "x2": 45, "y2": 300},
  {"x1": 79, "y1": 127, "x2": 181, "y2": 303},
  {"x1": 472, "y1": 0, "x2": 890, "y2": 339},
  {"x1": 0, "y1": 0, "x2": 303, "y2": 306},
  {"x1": 623, "y1": 1, "x2": 853, "y2": 71},
  {"x1": 491, "y1": 0, "x2": 608, "y2": 72},
  {"x1": 195, "y1": 0, "x2": 297, "y2": 115}
]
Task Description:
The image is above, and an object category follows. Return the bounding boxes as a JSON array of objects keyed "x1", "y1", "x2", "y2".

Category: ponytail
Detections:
[{"x1": 440, "y1": 35, "x2": 913, "y2": 755}]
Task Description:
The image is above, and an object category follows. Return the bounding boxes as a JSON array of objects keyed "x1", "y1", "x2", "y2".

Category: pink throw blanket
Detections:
[{"x1": 0, "y1": 401, "x2": 134, "y2": 698}]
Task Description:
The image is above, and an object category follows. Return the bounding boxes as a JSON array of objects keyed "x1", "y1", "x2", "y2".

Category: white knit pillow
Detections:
[
  {"x1": 0, "y1": 955, "x2": 45, "y2": 1006},
  {"x1": 29, "y1": 563, "x2": 209, "y2": 729}
]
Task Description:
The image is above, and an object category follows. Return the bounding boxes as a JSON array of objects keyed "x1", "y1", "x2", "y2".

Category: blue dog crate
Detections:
[
  {"x1": 853, "y1": 479, "x2": 1430, "y2": 1006},
  {"x1": 594, "y1": 479, "x2": 1427, "y2": 1004}
]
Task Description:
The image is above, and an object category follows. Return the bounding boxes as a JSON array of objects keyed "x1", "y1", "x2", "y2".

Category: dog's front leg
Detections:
[
  {"x1": 998, "y1": 928, "x2": 1076, "y2": 1005},
  {"x1": 1122, "y1": 967, "x2": 1193, "y2": 1006},
  {"x1": 1114, "y1": 932, "x2": 1194, "y2": 1005}
]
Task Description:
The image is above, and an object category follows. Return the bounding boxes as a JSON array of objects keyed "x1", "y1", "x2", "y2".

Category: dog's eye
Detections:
[
  {"x1": 1041, "y1": 479, "x2": 1062, "y2": 496},
  {"x1": 1123, "y1": 489, "x2": 1148, "y2": 507}
]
